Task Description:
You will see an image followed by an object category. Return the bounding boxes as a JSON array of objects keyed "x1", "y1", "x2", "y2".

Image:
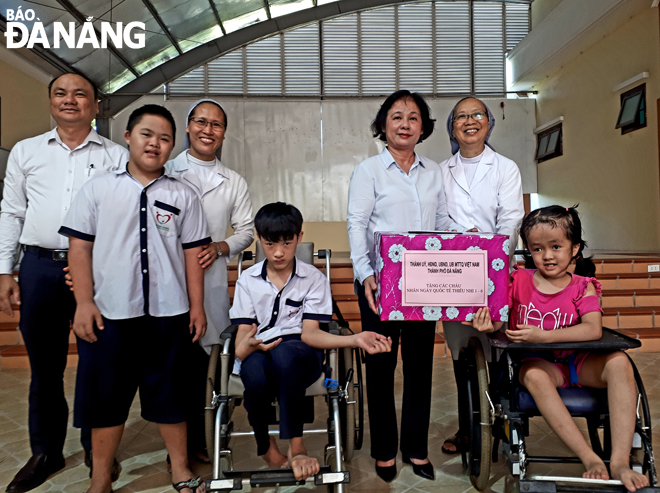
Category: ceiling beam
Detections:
[
  {"x1": 208, "y1": 0, "x2": 226, "y2": 35},
  {"x1": 0, "y1": 14, "x2": 83, "y2": 78},
  {"x1": 140, "y1": 0, "x2": 183, "y2": 55},
  {"x1": 100, "y1": 0, "x2": 408, "y2": 117},
  {"x1": 55, "y1": 0, "x2": 139, "y2": 77},
  {"x1": 99, "y1": 0, "x2": 533, "y2": 117}
]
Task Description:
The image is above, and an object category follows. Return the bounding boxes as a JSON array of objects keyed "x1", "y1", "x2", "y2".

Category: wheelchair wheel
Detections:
[
  {"x1": 339, "y1": 345, "x2": 356, "y2": 461},
  {"x1": 354, "y1": 345, "x2": 364, "y2": 450},
  {"x1": 466, "y1": 338, "x2": 492, "y2": 491},
  {"x1": 629, "y1": 354, "x2": 657, "y2": 485}
]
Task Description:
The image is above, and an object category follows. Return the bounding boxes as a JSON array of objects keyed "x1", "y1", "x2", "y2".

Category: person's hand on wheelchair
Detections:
[
  {"x1": 354, "y1": 331, "x2": 392, "y2": 354},
  {"x1": 235, "y1": 323, "x2": 282, "y2": 360},
  {"x1": 461, "y1": 307, "x2": 503, "y2": 333},
  {"x1": 505, "y1": 324, "x2": 547, "y2": 343}
]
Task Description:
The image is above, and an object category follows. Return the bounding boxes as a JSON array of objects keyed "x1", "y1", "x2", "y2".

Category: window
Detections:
[
  {"x1": 616, "y1": 84, "x2": 646, "y2": 134},
  {"x1": 536, "y1": 124, "x2": 562, "y2": 162},
  {"x1": 166, "y1": 1, "x2": 531, "y2": 98}
]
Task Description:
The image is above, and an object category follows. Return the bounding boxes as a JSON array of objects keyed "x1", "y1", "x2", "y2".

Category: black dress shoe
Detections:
[
  {"x1": 402, "y1": 455, "x2": 435, "y2": 480},
  {"x1": 375, "y1": 462, "x2": 398, "y2": 483},
  {"x1": 87, "y1": 455, "x2": 121, "y2": 482},
  {"x1": 6, "y1": 454, "x2": 65, "y2": 493}
]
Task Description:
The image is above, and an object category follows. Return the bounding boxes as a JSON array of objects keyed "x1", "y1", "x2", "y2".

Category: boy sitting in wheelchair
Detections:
[
  {"x1": 467, "y1": 206, "x2": 648, "y2": 492},
  {"x1": 229, "y1": 202, "x2": 392, "y2": 481}
]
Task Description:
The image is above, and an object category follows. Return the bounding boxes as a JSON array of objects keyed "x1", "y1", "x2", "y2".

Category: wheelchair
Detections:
[
  {"x1": 203, "y1": 242, "x2": 364, "y2": 491},
  {"x1": 455, "y1": 325, "x2": 660, "y2": 493}
]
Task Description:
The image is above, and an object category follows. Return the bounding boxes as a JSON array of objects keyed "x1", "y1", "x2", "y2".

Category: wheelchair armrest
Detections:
[
  {"x1": 242, "y1": 251, "x2": 253, "y2": 261},
  {"x1": 220, "y1": 324, "x2": 239, "y2": 341},
  {"x1": 327, "y1": 320, "x2": 340, "y2": 336},
  {"x1": 488, "y1": 326, "x2": 641, "y2": 351}
]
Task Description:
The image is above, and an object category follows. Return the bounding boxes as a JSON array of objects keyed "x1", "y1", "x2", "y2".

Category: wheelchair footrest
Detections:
[
  {"x1": 207, "y1": 465, "x2": 349, "y2": 491},
  {"x1": 521, "y1": 476, "x2": 660, "y2": 492}
]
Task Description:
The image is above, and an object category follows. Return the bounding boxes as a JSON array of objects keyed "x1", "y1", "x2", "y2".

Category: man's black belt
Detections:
[{"x1": 24, "y1": 246, "x2": 68, "y2": 261}]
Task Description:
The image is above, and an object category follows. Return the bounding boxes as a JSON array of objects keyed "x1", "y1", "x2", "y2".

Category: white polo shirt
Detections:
[
  {"x1": 59, "y1": 168, "x2": 211, "y2": 319},
  {"x1": 0, "y1": 128, "x2": 128, "y2": 274},
  {"x1": 230, "y1": 258, "x2": 333, "y2": 342}
]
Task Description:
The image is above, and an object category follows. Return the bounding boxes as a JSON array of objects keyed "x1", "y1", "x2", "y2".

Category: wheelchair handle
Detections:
[{"x1": 317, "y1": 249, "x2": 332, "y2": 259}]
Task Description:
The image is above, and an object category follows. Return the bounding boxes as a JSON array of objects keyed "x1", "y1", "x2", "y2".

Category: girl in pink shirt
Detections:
[{"x1": 467, "y1": 206, "x2": 647, "y2": 492}]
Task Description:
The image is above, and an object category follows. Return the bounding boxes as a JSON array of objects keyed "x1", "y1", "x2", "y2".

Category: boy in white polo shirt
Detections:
[
  {"x1": 230, "y1": 202, "x2": 392, "y2": 481},
  {"x1": 59, "y1": 105, "x2": 211, "y2": 493}
]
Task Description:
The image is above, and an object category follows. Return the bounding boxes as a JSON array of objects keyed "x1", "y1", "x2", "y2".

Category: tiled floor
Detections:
[{"x1": 2, "y1": 351, "x2": 660, "y2": 492}]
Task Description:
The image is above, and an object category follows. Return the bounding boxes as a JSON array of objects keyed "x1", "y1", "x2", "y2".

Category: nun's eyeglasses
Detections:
[
  {"x1": 189, "y1": 117, "x2": 226, "y2": 131},
  {"x1": 453, "y1": 111, "x2": 486, "y2": 123}
]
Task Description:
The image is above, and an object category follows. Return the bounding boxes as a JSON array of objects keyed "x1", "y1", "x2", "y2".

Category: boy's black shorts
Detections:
[{"x1": 74, "y1": 313, "x2": 193, "y2": 429}]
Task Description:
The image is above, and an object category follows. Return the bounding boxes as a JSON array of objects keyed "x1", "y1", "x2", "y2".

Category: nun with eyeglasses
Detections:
[
  {"x1": 438, "y1": 96, "x2": 524, "y2": 456},
  {"x1": 166, "y1": 99, "x2": 254, "y2": 462}
]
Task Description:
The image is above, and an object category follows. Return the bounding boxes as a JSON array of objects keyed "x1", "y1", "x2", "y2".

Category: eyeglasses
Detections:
[
  {"x1": 453, "y1": 111, "x2": 486, "y2": 123},
  {"x1": 189, "y1": 117, "x2": 226, "y2": 131}
]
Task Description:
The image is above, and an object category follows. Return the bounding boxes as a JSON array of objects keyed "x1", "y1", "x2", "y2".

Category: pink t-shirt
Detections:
[{"x1": 509, "y1": 268, "x2": 602, "y2": 339}]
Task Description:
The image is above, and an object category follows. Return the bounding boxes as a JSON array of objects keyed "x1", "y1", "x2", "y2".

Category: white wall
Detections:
[
  {"x1": 531, "y1": 7, "x2": 660, "y2": 252},
  {"x1": 111, "y1": 97, "x2": 537, "y2": 222}
]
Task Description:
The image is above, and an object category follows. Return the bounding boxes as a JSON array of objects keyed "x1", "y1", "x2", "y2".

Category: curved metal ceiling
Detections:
[{"x1": 0, "y1": 0, "x2": 531, "y2": 117}]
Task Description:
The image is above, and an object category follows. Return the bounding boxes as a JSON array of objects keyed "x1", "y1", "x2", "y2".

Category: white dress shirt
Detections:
[
  {"x1": 230, "y1": 258, "x2": 332, "y2": 340},
  {"x1": 59, "y1": 168, "x2": 211, "y2": 319},
  {"x1": 347, "y1": 148, "x2": 460, "y2": 284},
  {"x1": 166, "y1": 151, "x2": 254, "y2": 351},
  {"x1": 439, "y1": 146, "x2": 524, "y2": 259},
  {"x1": 0, "y1": 128, "x2": 128, "y2": 274}
]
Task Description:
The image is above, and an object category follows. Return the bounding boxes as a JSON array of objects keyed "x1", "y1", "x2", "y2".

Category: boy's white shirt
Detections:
[
  {"x1": 59, "y1": 168, "x2": 211, "y2": 319},
  {"x1": 229, "y1": 258, "x2": 332, "y2": 374}
]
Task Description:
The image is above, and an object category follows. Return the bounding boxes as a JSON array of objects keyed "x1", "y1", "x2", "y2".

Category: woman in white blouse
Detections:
[
  {"x1": 347, "y1": 90, "x2": 457, "y2": 483},
  {"x1": 439, "y1": 97, "x2": 524, "y2": 455},
  {"x1": 167, "y1": 99, "x2": 254, "y2": 461}
]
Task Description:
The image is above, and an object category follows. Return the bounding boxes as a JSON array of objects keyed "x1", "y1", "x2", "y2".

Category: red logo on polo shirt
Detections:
[{"x1": 156, "y1": 212, "x2": 172, "y2": 224}]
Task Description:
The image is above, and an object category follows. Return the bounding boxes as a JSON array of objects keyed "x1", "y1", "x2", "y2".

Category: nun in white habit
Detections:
[{"x1": 166, "y1": 99, "x2": 254, "y2": 352}]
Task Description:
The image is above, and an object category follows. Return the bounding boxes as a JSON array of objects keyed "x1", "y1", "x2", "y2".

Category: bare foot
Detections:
[
  {"x1": 582, "y1": 458, "x2": 609, "y2": 481},
  {"x1": 262, "y1": 437, "x2": 288, "y2": 469},
  {"x1": 611, "y1": 461, "x2": 649, "y2": 492},
  {"x1": 376, "y1": 458, "x2": 396, "y2": 467},
  {"x1": 409, "y1": 457, "x2": 430, "y2": 465}
]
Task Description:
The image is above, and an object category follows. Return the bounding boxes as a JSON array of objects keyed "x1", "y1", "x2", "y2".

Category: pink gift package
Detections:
[{"x1": 374, "y1": 231, "x2": 510, "y2": 322}]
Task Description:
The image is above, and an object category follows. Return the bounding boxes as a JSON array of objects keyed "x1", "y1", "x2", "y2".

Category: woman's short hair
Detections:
[{"x1": 371, "y1": 90, "x2": 435, "y2": 144}]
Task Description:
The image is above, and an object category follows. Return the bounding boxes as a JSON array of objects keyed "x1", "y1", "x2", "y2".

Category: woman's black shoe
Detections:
[
  {"x1": 402, "y1": 455, "x2": 435, "y2": 480},
  {"x1": 375, "y1": 462, "x2": 398, "y2": 482}
]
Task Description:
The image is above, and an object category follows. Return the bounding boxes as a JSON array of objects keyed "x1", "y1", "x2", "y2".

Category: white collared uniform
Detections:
[
  {"x1": 229, "y1": 258, "x2": 332, "y2": 374},
  {"x1": 0, "y1": 128, "x2": 128, "y2": 274},
  {"x1": 439, "y1": 146, "x2": 524, "y2": 259},
  {"x1": 166, "y1": 151, "x2": 254, "y2": 351},
  {"x1": 347, "y1": 148, "x2": 461, "y2": 284},
  {"x1": 59, "y1": 169, "x2": 211, "y2": 319},
  {"x1": 230, "y1": 258, "x2": 333, "y2": 338}
]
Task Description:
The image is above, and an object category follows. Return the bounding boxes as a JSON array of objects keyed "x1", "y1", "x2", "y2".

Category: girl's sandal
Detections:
[
  {"x1": 172, "y1": 477, "x2": 204, "y2": 492},
  {"x1": 441, "y1": 433, "x2": 468, "y2": 454}
]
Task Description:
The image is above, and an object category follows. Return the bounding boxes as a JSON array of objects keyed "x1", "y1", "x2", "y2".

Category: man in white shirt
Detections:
[{"x1": 0, "y1": 73, "x2": 128, "y2": 493}]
